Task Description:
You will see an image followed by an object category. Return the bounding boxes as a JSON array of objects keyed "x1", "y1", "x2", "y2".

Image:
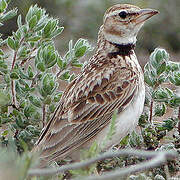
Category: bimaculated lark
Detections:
[{"x1": 33, "y1": 4, "x2": 159, "y2": 167}]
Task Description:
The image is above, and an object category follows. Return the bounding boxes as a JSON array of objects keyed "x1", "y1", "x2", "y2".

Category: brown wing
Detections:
[
  {"x1": 62, "y1": 65, "x2": 138, "y2": 123},
  {"x1": 34, "y1": 65, "x2": 138, "y2": 164}
]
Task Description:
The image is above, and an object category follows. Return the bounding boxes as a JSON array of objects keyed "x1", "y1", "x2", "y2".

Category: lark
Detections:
[{"x1": 33, "y1": 4, "x2": 159, "y2": 166}]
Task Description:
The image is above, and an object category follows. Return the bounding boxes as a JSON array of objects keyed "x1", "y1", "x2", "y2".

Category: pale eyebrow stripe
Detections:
[{"x1": 104, "y1": 9, "x2": 139, "y2": 20}]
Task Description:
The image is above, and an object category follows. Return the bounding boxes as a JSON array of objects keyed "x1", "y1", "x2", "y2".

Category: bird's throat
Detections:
[
  {"x1": 108, "y1": 42, "x2": 136, "y2": 58},
  {"x1": 96, "y1": 27, "x2": 136, "y2": 58}
]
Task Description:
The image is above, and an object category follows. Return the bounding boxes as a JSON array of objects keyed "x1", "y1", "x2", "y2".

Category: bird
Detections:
[{"x1": 33, "y1": 4, "x2": 159, "y2": 167}]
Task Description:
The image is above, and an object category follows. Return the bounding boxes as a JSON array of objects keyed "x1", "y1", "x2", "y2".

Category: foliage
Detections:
[
  {"x1": 0, "y1": 0, "x2": 17, "y2": 27},
  {"x1": 0, "y1": 2, "x2": 92, "y2": 153},
  {"x1": 0, "y1": 1, "x2": 179, "y2": 180}
]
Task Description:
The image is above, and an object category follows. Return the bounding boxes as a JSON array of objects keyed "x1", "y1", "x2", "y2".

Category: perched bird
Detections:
[{"x1": 33, "y1": 4, "x2": 159, "y2": 166}]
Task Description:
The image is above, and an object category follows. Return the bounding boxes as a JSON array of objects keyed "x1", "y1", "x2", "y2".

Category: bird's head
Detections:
[{"x1": 103, "y1": 4, "x2": 159, "y2": 45}]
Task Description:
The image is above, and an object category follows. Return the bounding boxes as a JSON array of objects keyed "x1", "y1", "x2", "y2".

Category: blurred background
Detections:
[{"x1": 1, "y1": 0, "x2": 180, "y2": 66}]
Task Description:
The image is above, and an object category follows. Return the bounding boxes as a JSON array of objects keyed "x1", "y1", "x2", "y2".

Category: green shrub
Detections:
[{"x1": 0, "y1": 2, "x2": 92, "y2": 152}]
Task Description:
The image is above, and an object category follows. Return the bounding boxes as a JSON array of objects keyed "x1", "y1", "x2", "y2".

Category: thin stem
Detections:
[
  {"x1": 11, "y1": 50, "x2": 18, "y2": 107},
  {"x1": 20, "y1": 46, "x2": 37, "y2": 67},
  {"x1": 30, "y1": 72, "x2": 40, "y2": 88},
  {"x1": 11, "y1": 51, "x2": 17, "y2": 71},
  {"x1": 11, "y1": 35, "x2": 25, "y2": 71},
  {"x1": 56, "y1": 62, "x2": 72, "y2": 78},
  {"x1": 42, "y1": 104, "x2": 46, "y2": 127},
  {"x1": 10, "y1": 36, "x2": 25, "y2": 107},
  {"x1": 56, "y1": 69, "x2": 66, "y2": 78},
  {"x1": 149, "y1": 99, "x2": 153, "y2": 123},
  {"x1": 11, "y1": 80, "x2": 17, "y2": 107},
  {"x1": 20, "y1": 55, "x2": 35, "y2": 67},
  {"x1": 28, "y1": 149, "x2": 177, "y2": 177}
]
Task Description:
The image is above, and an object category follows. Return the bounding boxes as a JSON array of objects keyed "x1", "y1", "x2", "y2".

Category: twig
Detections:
[
  {"x1": 56, "y1": 69, "x2": 66, "y2": 78},
  {"x1": 11, "y1": 51, "x2": 17, "y2": 71},
  {"x1": 10, "y1": 36, "x2": 25, "y2": 107},
  {"x1": 28, "y1": 149, "x2": 177, "y2": 177},
  {"x1": 11, "y1": 36, "x2": 25, "y2": 71},
  {"x1": 11, "y1": 80, "x2": 17, "y2": 107},
  {"x1": 149, "y1": 99, "x2": 153, "y2": 123},
  {"x1": 20, "y1": 55, "x2": 35, "y2": 67},
  {"x1": 42, "y1": 104, "x2": 46, "y2": 127},
  {"x1": 30, "y1": 72, "x2": 40, "y2": 88},
  {"x1": 56, "y1": 63, "x2": 72, "y2": 78},
  {"x1": 19, "y1": 46, "x2": 37, "y2": 67},
  {"x1": 10, "y1": 50, "x2": 18, "y2": 107}
]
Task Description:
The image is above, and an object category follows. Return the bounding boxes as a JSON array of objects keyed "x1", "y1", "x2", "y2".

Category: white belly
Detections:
[{"x1": 96, "y1": 79, "x2": 145, "y2": 149}]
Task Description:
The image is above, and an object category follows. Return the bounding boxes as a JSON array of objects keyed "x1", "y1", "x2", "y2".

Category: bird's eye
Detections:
[{"x1": 119, "y1": 11, "x2": 127, "y2": 19}]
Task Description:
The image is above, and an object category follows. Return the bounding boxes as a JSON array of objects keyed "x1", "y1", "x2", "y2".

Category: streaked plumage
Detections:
[{"x1": 33, "y1": 4, "x2": 158, "y2": 166}]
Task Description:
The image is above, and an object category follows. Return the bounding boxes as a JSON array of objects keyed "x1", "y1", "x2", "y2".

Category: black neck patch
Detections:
[{"x1": 108, "y1": 42, "x2": 136, "y2": 58}]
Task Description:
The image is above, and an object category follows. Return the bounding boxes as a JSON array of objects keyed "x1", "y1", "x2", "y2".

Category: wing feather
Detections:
[
  {"x1": 61, "y1": 66, "x2": 137, "y2": 123},
  {"x1": 34, "y1": 63, "x2": 139, "y2": 165}
]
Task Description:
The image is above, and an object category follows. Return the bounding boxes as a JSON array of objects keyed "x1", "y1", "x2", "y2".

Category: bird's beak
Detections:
[{"x1": 136, "y1": 9, "x2": 159, "y2": 24}]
